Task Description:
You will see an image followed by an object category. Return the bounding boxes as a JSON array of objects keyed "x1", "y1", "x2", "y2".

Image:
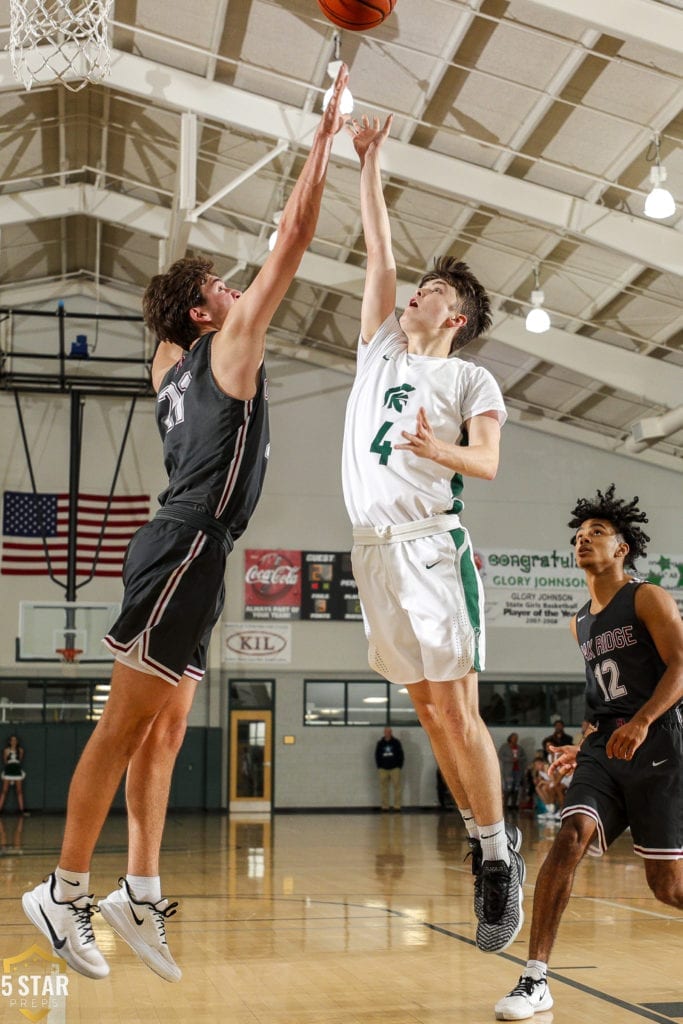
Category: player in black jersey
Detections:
[
  {"x1": 22, "y1": 66, "x2": 351, "y2": 984},
  {"x1": 495, "y1": 485, "x2": 683, "y2": 1021}
]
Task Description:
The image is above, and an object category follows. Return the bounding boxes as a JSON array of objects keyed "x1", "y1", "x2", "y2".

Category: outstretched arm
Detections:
[
  {"x1": 211, "y1": 64, "x2": 351, "y2": 399},
  {"x1": 347, "y1": 114, "x2": 395, "y2": 343}
]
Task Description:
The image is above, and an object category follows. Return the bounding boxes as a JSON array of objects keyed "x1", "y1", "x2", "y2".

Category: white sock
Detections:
[
  {"x1": 459, "y1": 808, "x2": 480, "y2": 841},
  {"x1": 480, "y1": 820, "x2": 510, "y2": 865},
  {"x1": 525, "y1": 960, "x2": 548, "y2": 980},
  {"x1": 54, "y1": 867, "x2": 90, "y2": 901},
  {"x1": 126, "y1": 874, "x2": 162, "y2": 903}
]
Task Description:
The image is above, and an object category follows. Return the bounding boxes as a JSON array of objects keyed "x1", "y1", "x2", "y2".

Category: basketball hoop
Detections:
[
  {"x1": 9, "y1": 0, "x2": 114, "y2": 92},
  {"x1": 56, "y1": 647, "x2": 83, "y2": 663}
]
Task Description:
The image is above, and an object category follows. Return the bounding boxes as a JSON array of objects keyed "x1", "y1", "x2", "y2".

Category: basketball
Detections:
[{"x1": 316, "y1": 0, "x2": 396, "y2": 31}]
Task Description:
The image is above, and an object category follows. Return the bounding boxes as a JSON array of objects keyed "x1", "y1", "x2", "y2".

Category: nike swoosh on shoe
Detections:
[{"x1": 40, "y1": 907, "x2": 67, "y2": 949}]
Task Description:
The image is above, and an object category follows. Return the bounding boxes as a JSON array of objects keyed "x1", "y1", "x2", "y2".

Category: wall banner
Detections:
[
  {"x1": 244, "y1": 550, "x2": 362, "y2": 621},
  {"x1": 222, "y1": 622, "x2": 292, "y2": 664},
  {"x1": 244, "y1": 549, "x2": 302, "y2": 620},
  {"x1": 476, "y1": 547, "x2": 683, "y2": 627}
]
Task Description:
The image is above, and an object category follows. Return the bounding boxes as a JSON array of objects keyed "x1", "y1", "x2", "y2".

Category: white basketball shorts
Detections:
[{"x1": 351, "y1": 525, "x2": 485, "y2": 685}]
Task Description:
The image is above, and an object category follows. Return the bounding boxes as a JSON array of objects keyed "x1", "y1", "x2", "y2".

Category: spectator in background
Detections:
[
  {"x1": 498, "y1": 733, "x2": 527, "y2": 811},
  {"x1": 375, "y1": 727, "x2": 404, "y2": 811},
  {"x1": 0, "y1": 735, "x2": 28, "y2": 816},
  {"x1": 542, "y1": 719, "x2": 573, "y2": 761}
]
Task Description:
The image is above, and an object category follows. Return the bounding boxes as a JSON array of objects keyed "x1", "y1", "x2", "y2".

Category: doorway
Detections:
[{"x1": 229, "y1": 710, "x2": 272, "y2": 813}]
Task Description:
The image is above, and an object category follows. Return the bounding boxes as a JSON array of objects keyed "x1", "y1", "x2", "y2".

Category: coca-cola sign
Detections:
[
  {"x1": 244, "y1": 549, "x2": 362, "y2": 621},
  {"x1": 244, "y1": 550, "x2": 302, "y2": 619}
]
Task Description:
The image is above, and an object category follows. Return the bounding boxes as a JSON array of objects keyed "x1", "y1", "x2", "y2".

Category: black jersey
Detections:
[
  {"x1": 155, "y1": 333, "x2": 269, "y2": 541},
  {"x1": 575, "y1": 580, "x2": 666, "y2": 722}
]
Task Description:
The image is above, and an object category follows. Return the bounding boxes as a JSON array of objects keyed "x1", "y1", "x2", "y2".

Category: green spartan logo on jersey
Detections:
[
  {"x1": 370, "y1": 384, "x2": 416, "y2": 465},
  {"x1": 383, "y1": 384, "x2": 415, "y2": 412}
]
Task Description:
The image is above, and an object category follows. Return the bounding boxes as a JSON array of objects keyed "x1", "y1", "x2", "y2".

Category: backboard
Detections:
[{"x1": 17, "y1": 600, "x2": 120, "y2": 662}]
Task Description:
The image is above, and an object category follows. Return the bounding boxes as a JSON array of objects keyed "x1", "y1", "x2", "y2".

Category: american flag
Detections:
[{"x1": 1, "y1": 491, "x2": 150, "y2": 578}]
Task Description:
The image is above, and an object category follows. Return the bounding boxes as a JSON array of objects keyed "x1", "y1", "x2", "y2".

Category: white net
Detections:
[{"x1": 9, "y1": 0, "x2": 114, "y2": 92}]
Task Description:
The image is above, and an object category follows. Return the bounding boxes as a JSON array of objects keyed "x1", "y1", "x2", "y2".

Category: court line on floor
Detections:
[
  {"x1": 578, "y1": 895, "x2": 681, "y2": 921},
  {"x1": 448, "y1": 862, "x2": 681, "y2": 920},
  {"x1": 309, "y1": 899, "x2": 678, "y2": 1024}
]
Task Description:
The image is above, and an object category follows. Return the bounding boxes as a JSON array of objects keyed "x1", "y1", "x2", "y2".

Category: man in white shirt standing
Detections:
[{"x1": 342, "y1": 113, "x2": 524, "y2": 954}]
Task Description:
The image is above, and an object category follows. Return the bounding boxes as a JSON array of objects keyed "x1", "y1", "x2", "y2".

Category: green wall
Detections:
[{"x1": 1, "y1": 725, "x2": 221, "y2": 813}]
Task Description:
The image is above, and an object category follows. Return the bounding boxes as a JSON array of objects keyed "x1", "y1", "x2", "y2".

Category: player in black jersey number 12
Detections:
[
  {"x1": 495, "y1": 484, "x2": 683, "y2": 1021},
  {"x1": 22, "y1": 65, "x2": 351, "y2": 985}
]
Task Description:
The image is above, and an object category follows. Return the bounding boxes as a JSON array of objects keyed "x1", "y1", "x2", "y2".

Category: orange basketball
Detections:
[{"x1": 316, "y1": 0, "x2": 396, "y2": 31}]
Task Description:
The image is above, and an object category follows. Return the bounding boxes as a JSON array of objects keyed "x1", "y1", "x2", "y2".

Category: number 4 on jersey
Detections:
[{"x1": 370, "y1": 422, "x2": 393, "y2": 466}]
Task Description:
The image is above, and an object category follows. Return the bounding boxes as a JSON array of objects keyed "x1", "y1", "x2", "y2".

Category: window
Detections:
[
  {"x1": 304, "y1": 679, "x2": 585, "y2": 727},
  {"x1": 0, "y1": 678, "x2": 108, "y2": 723},
  {"x1": 305, "y1": 681, "x2": 345, "y2": 725},
  {"x1": 478, "y1": 680, "x2": 585, "y2": 727},
  {"x1": 229, "y1": 680, "x2": 273, "y2": 709},
  {"x1": 347, "y1": 681, "x2": 388, "y2": 725},
  {"x1": 304, "y1": 680, "x2": 418, "y2": 726}
]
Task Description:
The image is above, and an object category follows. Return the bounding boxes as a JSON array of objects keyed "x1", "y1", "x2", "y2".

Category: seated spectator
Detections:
[{"x1": 542, "y1": 719, "x2": 574, "y2": 762}]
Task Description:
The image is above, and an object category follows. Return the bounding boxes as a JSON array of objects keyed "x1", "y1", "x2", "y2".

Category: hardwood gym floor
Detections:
[{"x1": 0, "y1": 811, "x2": 680, "y2": 1023}]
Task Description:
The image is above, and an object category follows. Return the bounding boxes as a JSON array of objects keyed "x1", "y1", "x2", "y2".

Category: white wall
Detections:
[{"x1": 2, "y1": 347, "x2": 681, "y2": 808}]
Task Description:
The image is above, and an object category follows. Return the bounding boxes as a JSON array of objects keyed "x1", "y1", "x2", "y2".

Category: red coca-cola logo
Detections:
[{"x1": 245, "y1": 551, "x2": 301, "y2": 599}]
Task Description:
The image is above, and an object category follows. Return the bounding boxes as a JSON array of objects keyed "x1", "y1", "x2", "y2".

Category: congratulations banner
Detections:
[{"x1": 476, "y1": 548, "x2": 683, "y2": 627}]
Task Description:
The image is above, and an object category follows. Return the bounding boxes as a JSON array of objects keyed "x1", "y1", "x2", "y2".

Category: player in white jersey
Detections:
[{"x1": 342, "y1": 113, "x2": 524, "y2": 955}]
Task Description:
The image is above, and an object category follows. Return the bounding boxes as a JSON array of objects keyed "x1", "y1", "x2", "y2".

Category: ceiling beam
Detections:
[
  {"x1": 0, "y1": 277, "x2": 142, "y2": 310},
  {"x1": 2, "y1": 183, "x2": 683, "y2": 410},
  {"x1": 0, "y1": 49, "x2": 680, "y2": 277},
  {"x1": 490, "y1": 315, "x2": 683, "y2": 410},
  {"x1": 103, "y1": 52, "x2": 683, "y2": 277},
  {"x1": 527, "y1": 0, "x2": 683, "y2": 54}
]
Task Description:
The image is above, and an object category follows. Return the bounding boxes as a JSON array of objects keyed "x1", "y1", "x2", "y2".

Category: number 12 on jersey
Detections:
[{"x1": 594, "y1": 658, "x2": 627, "y2": 701}]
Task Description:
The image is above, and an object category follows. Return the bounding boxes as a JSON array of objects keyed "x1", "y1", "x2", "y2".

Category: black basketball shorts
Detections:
[
  {"x1": 562, "y1": 708, "x2": 683, "y2": 859},
  {"x1": 103, "y1": 517, "x2": 227, "y2": 685}
]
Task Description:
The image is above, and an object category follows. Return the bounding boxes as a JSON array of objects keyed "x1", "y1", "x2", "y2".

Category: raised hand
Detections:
[
  {"x1": 320, "y1": 63, "x2": 351, "y2": 137},
  {"x1": 346, "y1": 113, "x2": 393, "y2": 165},
  {"x1": 395, "y1": 406, "x2": 442, "y2": 462}
]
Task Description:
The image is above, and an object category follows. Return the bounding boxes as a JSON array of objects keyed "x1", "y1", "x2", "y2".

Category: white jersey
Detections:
[{"x1": 342, "y1": 314, "x2": 507, "y2": 528}]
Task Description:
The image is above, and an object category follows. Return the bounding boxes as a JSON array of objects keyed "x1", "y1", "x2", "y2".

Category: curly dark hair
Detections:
[
  {"x1": 568, "y1": 483, "x2": 650, "y2": 569},
  {"x1": 419, "y1": 256, "x2": 493, "y2": 352},
  {"x1": 142, "y1": 256, "x2": 214, "y2": 351}
]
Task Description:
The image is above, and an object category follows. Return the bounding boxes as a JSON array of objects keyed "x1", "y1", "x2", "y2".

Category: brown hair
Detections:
[
  {"x1": 142, "y1": 256, "x2": 214, "y2": 351},
  {"x1": 419, "y1": 256, "x2": 492, "y2": 352}
]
